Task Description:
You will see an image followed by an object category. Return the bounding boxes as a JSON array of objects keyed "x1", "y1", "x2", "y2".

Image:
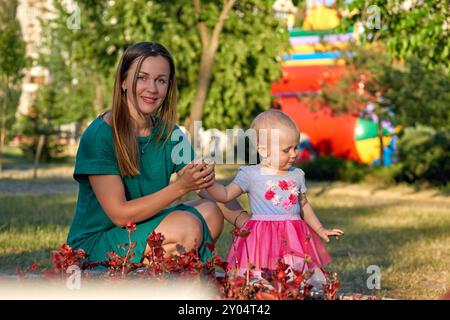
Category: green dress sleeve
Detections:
[{"x1": 73, "y1": 119, "x2": 120, "y2": 182}]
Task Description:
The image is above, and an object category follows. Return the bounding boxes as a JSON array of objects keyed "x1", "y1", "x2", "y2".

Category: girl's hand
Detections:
[
  {"x1": 177, "y1": 159, "x2": 215, "y2": 192},
  {"x1": 200, "y1": 158, "x2": 216, "y2": 186},
  {"x1": 316, "y1": 227, "x2": 345, "y2": 243}
]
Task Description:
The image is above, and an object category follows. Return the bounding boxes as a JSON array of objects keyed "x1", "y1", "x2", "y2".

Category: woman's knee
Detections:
[
  {"x1": 178, "y1": 214, "x2": 203, "y2": 251},
  {"x1": 154, "y1": 211, "x2": 203, "y2": 252}
]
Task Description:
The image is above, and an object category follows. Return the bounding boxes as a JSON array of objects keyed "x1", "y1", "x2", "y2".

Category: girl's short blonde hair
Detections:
[{"x1": 251, "y1": 109, "x2": 300, "y2": 145}]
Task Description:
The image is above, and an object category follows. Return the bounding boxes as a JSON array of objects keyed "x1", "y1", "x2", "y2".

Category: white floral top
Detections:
[{"x1": 232, "y1": 165, "x2": 307, "y2": 216}]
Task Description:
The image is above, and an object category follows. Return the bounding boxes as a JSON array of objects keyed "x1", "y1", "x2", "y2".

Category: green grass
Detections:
[
  {"x1": 0, "y1": 194, "x2": 76, "y2": 271},
  {"x1": 0, "y1": 165, "x2": 449, "y2": 299},
  {"x1": 311, "y1": 193, "x2": 450, "y2": 300}
]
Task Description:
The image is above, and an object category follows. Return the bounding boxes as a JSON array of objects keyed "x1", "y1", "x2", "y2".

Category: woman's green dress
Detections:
[{"x1": 67, "y1": 115, "x2": 212, "y2": 265}]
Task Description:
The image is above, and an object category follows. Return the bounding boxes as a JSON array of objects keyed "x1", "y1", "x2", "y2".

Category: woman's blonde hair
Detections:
[{"x1": 111, "y1": 42, "x2": 177, "y2": 177}]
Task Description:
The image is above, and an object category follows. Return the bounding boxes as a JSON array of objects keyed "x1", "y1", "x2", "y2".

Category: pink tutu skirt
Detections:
[{"x1": 226, "y1": 214, "x2": 332, "y2": 276}]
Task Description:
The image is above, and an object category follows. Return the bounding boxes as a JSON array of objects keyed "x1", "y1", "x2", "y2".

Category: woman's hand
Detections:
[
  {"x1": 177, "y1": 159, "x2": 215, "y2": 193},
  {"x1": 316, "y1": 227, "x2": 345, "y2": 243}
]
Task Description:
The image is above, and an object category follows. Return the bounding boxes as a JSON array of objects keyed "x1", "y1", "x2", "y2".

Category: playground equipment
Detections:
[{"x1": 271, "y1": 0, "x2": 397, "y2": 165}]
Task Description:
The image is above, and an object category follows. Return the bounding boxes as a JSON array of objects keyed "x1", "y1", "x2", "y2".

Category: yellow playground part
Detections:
[
  {"x1": 302, "y1": 4, "x2": 340, "y2": 31},
  {"x1": 355, "y1": 136, "x2": 392, "y2": 164},
  {"x1": 289, "y1": 42, "x2": 350, "y2": 54}
]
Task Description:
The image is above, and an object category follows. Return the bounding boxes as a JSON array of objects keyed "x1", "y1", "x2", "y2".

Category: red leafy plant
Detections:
[{"x1": 16, "y1": 221, "x2": 378, "y2": 300}]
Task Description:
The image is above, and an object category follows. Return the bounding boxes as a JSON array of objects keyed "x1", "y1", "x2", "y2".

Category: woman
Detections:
[{"x1": 67, "y1": 42, "x2": 249, "y2": 265}]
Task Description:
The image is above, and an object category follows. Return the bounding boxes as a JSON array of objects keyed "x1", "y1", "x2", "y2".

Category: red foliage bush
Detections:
[{"x1": 18, "y1": 222, "x2": 375, "y2": 300}]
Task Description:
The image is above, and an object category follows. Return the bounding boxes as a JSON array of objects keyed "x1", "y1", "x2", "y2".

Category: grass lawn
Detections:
[{"x1": 0, "y1": 163, "x2": 449, "y2": 299}]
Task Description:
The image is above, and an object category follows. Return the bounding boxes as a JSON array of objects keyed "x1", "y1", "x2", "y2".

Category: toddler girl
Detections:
[{"x1": 207, "y1": 109, "x2": 344, "y2": 282}]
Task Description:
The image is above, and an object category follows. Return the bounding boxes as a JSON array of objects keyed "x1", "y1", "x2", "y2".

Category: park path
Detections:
[
  {"x1": 0, "y1": 166, "x2": 77, "y2": 195},
  {"x1": 0, "y1": 179, "x2": 77, "y2": 195}
]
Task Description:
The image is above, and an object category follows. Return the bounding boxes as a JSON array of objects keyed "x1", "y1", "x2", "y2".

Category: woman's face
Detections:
[{"x1": 123, "y1": 55, "x2": 171, "y2": 115}]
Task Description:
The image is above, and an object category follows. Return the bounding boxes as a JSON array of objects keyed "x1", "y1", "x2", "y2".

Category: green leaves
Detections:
[
  {"x1": 397, "y1": 126, "x2": 450, "y2": 184},
  {"x1": 197, "y1": 0, "x2": 288, "y2": 128},
  {"x1": 42, "y1": 0, "x2": 289, "y2": 130},
  {"x1": 0, "y1": 0, "x2": 27, "y2": 160},
  {"x1": 338, "y1": 0, "x2": 450, "y2": 71},
  {"x1": 0, "y1": 0, "x2": 28, "y2": 83},
  {"x1": 385, "y1": 59, "x2": 450, "y2": 131}
]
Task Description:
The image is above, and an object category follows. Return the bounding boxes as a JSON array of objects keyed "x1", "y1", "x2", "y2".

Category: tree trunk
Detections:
[
  {"x1": 0, "y1": 76, "x2": 9, "y2": 173},
  {"x1": 188, "y1": 0, "x2": 237, "y2": 142},
  {"x1": 188, "y1": 50, "x2": 215, "y2": 141},
  {"x1": 33, "y1": 134, "x2": 45, "y2": 180},
  {"x1": 377, "y1": 117, "x2": 384, "y2": 167}
]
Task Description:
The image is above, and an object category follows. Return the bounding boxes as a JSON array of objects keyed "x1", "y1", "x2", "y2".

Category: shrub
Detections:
[
  {"x1": 396, "y1": 126, "x2": 450, "y2": 185},
  {"x1": 363, "y1": 163, "x2": 403, "y2": 186},
  {"x1": 14, "y1": 111, "x2": 65, "y2": 162},
  {"x1": 299, "y1": 156, "x2": 369, "y2": 182}
]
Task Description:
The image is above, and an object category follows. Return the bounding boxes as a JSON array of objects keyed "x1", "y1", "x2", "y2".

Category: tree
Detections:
[
  {"x1": 108, "y1": 0, "x2": 289, "y2": 132},
  {"x1": 337, "y1": 0, "x2": 450, "y2": 71},
  {"x1": 14, "y1": 3, "x2": 101, "y2": 175},
  {"x1": 384, "y1": 59, "x2": 450, "y2": 131},
  {"x1": 187, "y1": 0, "x2": 237, "y2": 137},
  {"x1": 46, "y1": 0, "x2": 289, "y2": 133},
  {"x1": 0, "y1": 0, "x2": 27, "y2": 172},
  {"x1": 49, "y1": 0, "x2": 119, "y2": 115},
  {"x1": 14, "y1": 35, "x2": 97, "y2": 175},
  {"x1": 186, "y1": 0, "x2": 289, "y2": 134}
]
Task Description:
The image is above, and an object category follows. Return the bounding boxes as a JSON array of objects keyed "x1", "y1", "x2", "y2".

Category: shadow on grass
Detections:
[
  {"x1": 310, "y1": 181, "x2": 336, "y2": 197},
  {"x1": 1, "y1": 147, "x2": 75, "y2": 171},
  {"x1": 0, "y1": 248, "x2": 57, "y2": 273},
  {"x1": 1, "y1": 151, "x2": 33, "y2": 170}
]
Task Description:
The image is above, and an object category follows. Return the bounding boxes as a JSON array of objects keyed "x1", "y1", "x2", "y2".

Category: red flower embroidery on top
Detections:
[
  {"x1": 281, "y1": 198, "x2": 293, "y2": 210},
  {"x1": 279, "y1": 180, "x2": 289, "y2": 190},
  {"x1": 289, "y1": 194, "x2": 298, "y2": 204},
  {"x1": 265, "y1": 179, "x2": 301, "y2": 210},
  {"x1": 265, "y1": 190, "x2": 275, "y2": 200},
  {"x1": 287, "y1": 180, "x2": 296, "y2": 189}
]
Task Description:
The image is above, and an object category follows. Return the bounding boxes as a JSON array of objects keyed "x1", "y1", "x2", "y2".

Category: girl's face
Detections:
[
  {"x1": 123, "y1": 55, "x2": 170, "y2": 115},
  {"x1": 264, "y1": 127, "x2": 299, "y2": 171}
]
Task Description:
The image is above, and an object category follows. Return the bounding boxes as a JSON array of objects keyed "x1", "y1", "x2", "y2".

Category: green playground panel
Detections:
[
  {"x1": 289, "y1": 27, "x2": 354, "y2": 37},
  {"x1": 355, "y1": 118, "x2": 392, "y2": 141}
]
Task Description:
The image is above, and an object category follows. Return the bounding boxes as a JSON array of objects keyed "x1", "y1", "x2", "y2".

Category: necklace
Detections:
[
  {"x1": 140, "y1": 116, "x2": 154, "y2": 155},
  {"x1": 141, "y1": 136, "x2": 152, "y2": 155}
]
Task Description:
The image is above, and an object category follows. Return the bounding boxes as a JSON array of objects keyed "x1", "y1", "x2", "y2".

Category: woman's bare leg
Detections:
[
  {"x1": 145, "y1": 210, "x2": 203, "y2": 257},
  {"x1": 143, "y1": 196, "x2": 250, "y2": 261}
]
